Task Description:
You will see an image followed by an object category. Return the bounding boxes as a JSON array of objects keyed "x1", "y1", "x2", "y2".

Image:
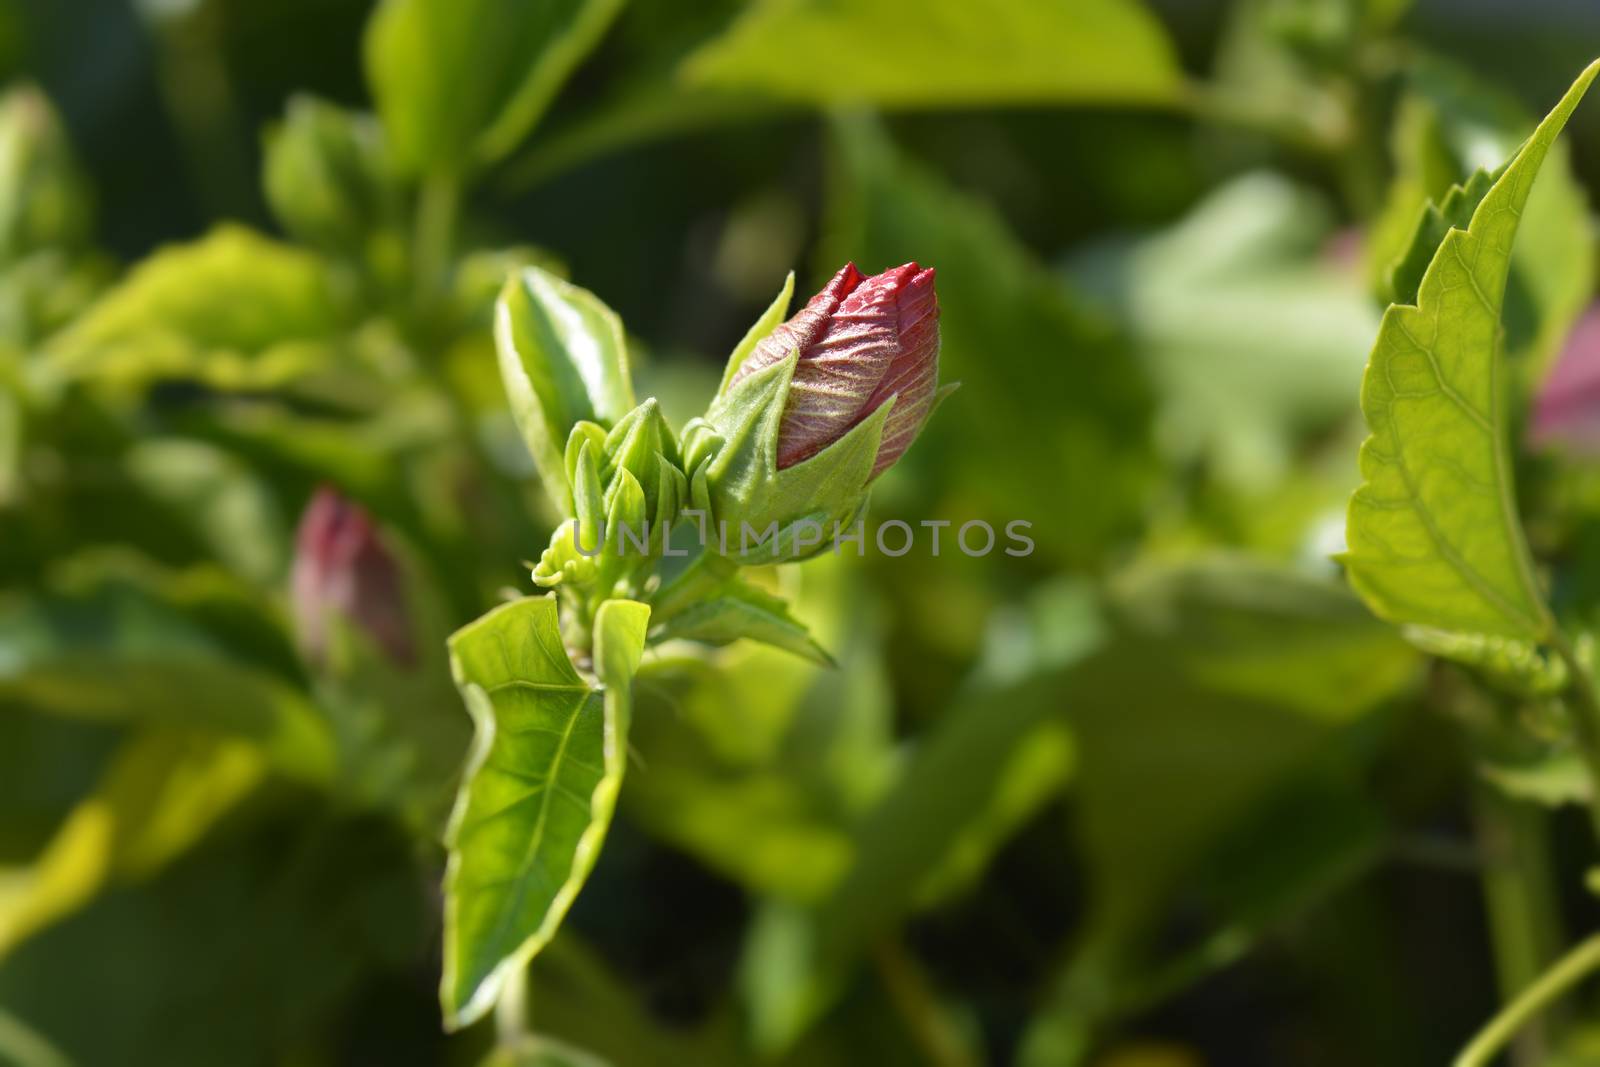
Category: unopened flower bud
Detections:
[
  {"x1": 729, "y1": 261, "x2": 940, "y2": 477},
  {"x1": 291, "y1": 486, "x2": 415, "y2": 667},
  {"x1": 687, "y1": 263, "x2": 945, "y2": 562}
]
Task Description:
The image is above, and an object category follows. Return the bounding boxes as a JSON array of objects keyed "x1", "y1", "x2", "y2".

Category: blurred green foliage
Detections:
[{"x1": 2, "y1": 1, "x2": 1600, "y2": 1066}]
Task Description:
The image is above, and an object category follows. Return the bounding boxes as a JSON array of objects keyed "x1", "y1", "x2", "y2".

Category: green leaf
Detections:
[
  {"x1": 364, "y1": 0, "x2": 625, "y2": 175},
  {"x1": 1344, "y1": 61, "x2": 1600, "y2": 642},
  {"x1": 496, "y1": 267, "x2": 636, "y2": 513},
  {"x1": 649, "y1": 575, "x2": 833, "y2": 665},
  {"x1": 263, "y1": 95, "x2": 404, "y2": 262},
  {"x1": 684, "y1": 0, "x2": 1183, "y2": 109},
  {"x1": 741, "y1": 582, "x2": 1105, "y2": 1051},
  {"x1": 0, "y1": 729, "x2": 267, "y2": 955},
  {"x1": 0, "y1": 808, "x2": 428, "y2": 1067},
  {"x1": 1367, "y1": 55, "x2": 1596, "y2": 385},
  {"x1": 42, "y1": 225, "x2": 348, "y2": 396},
  {"x1": 440, "y1": 595, "x2": 649, "y2": 1030},
  {"x1": 0, "y1": 578, "x2": 333, "y2": 782}
]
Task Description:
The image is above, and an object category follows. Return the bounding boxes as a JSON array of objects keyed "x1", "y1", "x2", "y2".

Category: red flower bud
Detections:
[
  {"x1": 291, "y1": 486, "x2": 415, "y2": 667},
  {"x1": 732, "y1": 261, "x2": 940, "y2": 477}
]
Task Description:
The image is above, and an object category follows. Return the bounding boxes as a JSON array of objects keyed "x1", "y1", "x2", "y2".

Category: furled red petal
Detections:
[
  {"x1": 731, "y1": 262, "x2": 863, "y2": 389},
  {"x1": 733, "y1": 261, "x2": 941, "y2": 474},
  {"x1": 863, "y1": 266, "x2": 939, "y2": 477},
  {"x1": 291, "y1": 486, "x2": 415, "y2": 667}
]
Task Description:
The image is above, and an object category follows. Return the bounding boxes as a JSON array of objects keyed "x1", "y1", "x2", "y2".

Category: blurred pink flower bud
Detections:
[
  {"x1": 291, "y1": 486, "x2": 415, "y2": 667},
  {"x1": 732, "y1": 261, "x2": 940, "y2": 477},
  {"x1": 1533, "y1": 305, "x2": 1600, "y2": 453}
]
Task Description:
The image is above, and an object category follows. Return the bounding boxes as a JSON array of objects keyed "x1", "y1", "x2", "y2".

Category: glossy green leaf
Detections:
[
  {"x1": 684, "y1": 0, "x2": 1183, "y2": 109},
  {"x1": 1344, "y1": 61, "x2": 1600, "y2": 642},
  {"x1": 496, "y1": 267, "x2": 636, "y2": 513},
  {"x1": 440, "y1": 595, "x2": 649, "y2": 1029},
  {"x1": 364, "y1": 0, "x2": 625, "y2": 175}
]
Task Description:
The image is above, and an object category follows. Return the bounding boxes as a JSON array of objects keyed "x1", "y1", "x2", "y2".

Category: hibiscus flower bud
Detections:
[
  {"x1": 291, "y1": 486, "x2": 415, "y2": 667},
  {"x1": 729, "y1": 261, "x2": 940, "y2": 477},
  {"x1": 682, "y1": 262, "x2": 947, "y2": 563}
]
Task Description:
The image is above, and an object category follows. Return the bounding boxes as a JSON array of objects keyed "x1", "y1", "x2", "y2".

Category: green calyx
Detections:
[{"x1": 693, "y1": 348, "x2": 892, "y2": 565}]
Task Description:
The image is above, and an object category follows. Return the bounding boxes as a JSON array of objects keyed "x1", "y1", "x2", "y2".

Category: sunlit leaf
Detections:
[
  {"x1": 684, "y1": 0, "x2": 1183, "y2": 109},
  {"x1": 440, "y1": 595, "x2": 649, "y2": 1029},
  {"x1": 41, "y1": 225, "x2": 348, "y2": 396},
  {"x1": 1344, "y1": 62, "x2": 1600, "y2": 642}
]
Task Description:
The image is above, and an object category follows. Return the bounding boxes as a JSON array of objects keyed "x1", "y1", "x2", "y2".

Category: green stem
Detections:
[
  {"x1": 1455, "y1": 933, "x2": 1600, "y2": 1067},
  {"x1": 872, "y1": 939, "x2": 980, "y2": 1067},
  {"x1": 414, "y1": 173, "x2": 459, "y2": 305},
  {"x1": 1549, "y1": 632, "x2": 1600, "y2": 845},
  {"x1": 1471, "y1": 783, "x2": 1563, "y2": 1064},
  {"x1": 495, "y1": 960, "x2": 529, "y2": 1048}
]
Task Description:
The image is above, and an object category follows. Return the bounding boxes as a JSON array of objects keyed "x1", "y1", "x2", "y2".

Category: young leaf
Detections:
[
  {"x1": 649, "y1": 576, "x2": 833, "y2": 665},
  {"x1": 364, "y1": 0, "x2": 625, "y2": 176},
  {"x1": 496, "y1": 267, "x2": 636, "y2": 512},
  {"x1": 440, "y1": 595, "x2": 649, "y2": 1030},
  {"x1": 1343, "y1": 61, "x2": 1600, "y2": 641}
]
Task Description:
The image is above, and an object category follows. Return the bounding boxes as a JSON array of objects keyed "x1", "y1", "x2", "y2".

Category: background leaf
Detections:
[
  {"x1": 684, "y1": 0, "x2": 1184, "y2": 109},
  {"x1": 364, "y1": 0, "x2": 626, "y2": 175}
]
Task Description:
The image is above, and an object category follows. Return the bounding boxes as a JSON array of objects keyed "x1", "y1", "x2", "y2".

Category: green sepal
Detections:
[
  {"x1": 717, "y1": 271, "x2": 794, "y2": 395},
  {"x1": 699, "y1": 347, "x2": 891, "y2": 561},
  {"x1": 598, "y1": 468, "x2": 649, "y2": 593},
  {"x1": 657, "y1": 454, "x2": 689, "y2": 528},
  {"x1": 564, "y1": 421, "x2": 608, "y2": 496},
  {"x1": 680, "y1": 417, "x2": 725, "y2": 478},
  {"x1": 601, "y1": 397, "x2": 679, "y2": 520},
  {"x1": 572, "y1": 439, "x2": 605, "y2": 556},
  {"x1": 649, "y1": 575, "x2": 834, "y2": 665}
]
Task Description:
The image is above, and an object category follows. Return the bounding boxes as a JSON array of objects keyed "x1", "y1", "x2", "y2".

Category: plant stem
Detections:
[
  {"x1": 495, "y1": 961, "x2": 530, "y2": 1048},
  {"x1": 1471, "y1": 782, "x2": 1563, "y2": 1065},
  {"x1": 1548, "y1": 631, "x2": 1600, "y2": 845},
  {"x1": 872, "y1": 938, "x2": 979, "y2": 1067},
  {"x1": 1455, "y1": 932, "x2": 1600, "y2": 1067},
  {"x1": 414, "y1": 173, "x2": 459, "y2": 306}
]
